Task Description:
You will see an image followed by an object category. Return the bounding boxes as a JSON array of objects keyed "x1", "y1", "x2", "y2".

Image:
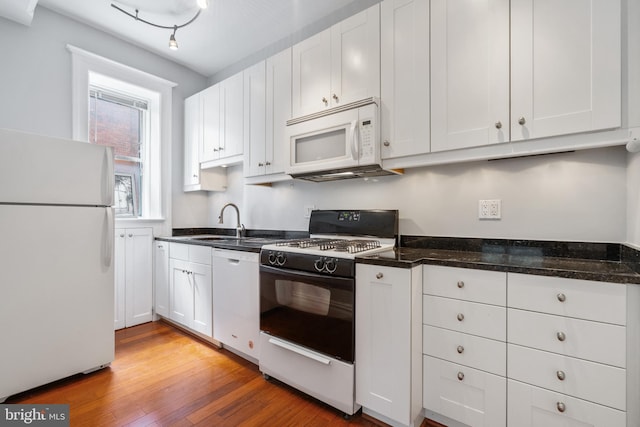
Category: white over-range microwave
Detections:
[{"x1": 285, "y1": 97, "x2": 401, "y2": 182}]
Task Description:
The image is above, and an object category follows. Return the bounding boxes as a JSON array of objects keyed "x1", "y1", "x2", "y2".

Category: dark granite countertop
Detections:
[{"x1": 357, "y1": 237, "x2": 640, "y2": 285}]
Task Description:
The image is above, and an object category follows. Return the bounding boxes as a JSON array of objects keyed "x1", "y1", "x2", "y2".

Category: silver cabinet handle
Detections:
[
  {"x1": 457, "y1": 281, "x2": 465, "y2": 288},
  {"x1": 457, "y1": 345, "x2": 464, "y2": 354},
  {"x1": 375, "y1": 272, "x2": 383, "y2": 279},
  {"x1": 383, "y1": 140, "x2": 390, "y2": 147},
  {"x1": 557, "y1": 370, "x2": 566, "y2": 381},
  {"x1": 258, "y1": 162, "x2": 264, "y2": 167},
  {"x1": 128, "y1": 233, "x2": 133, "y2": 238},
  {"x1": 495, "y1": 121, "x2": 502, "y2": 129},
  {"x1": 556, "y1": 402, "x2": 566, "y2": 413},
  {"x1": 457, "y1": 371, "x2": 464, "y2": 381},
  {"x1": 265, "y1": 161, "x2": 271, "y2": 166},
  {"x1": 557, "y1": 293, "x2": 566, "y2": 302},
  {"x1": 332, "y1": 93, "x2": 339, "y2": 102},
  {"x1": 518, "y1": 116, "x2": 526, "y2": 125},
  {"x1": 457, "y1": 313, "x2": 465, "y2": 321},
  {"x1": 119, "y1": 233, "x2": 125, "y2": 238},
  {"x1": 557, "y1": 331, "x2": 566, "y2": 342},
  {"x1": 322, "y1": 97, "x2": 328, "y2": 106}
]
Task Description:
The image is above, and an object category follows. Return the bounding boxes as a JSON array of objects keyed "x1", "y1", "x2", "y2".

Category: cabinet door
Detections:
[
  {"x1": 169, "y1": 259, "x2": 192, "y2": 328},
  {"x1": 511, "y1": 0, "x2": 621, "y2": 141},
  {"x1": 220, "y1": 72, "x2": 244, "y2": 159},
  {"x1": 265, "y1": 48, "x2": 291, "y2": 176},
  {"x1": 184, "y1": 94, "x2": 202, "y2": 188},
  {"x1": 424, "y1": 356, "x2": 506, "y2": 427},
  {"x1": 114, "y1": 228, "x2": 126, "y2": 330},
  {"x1": 430, "y1": 0, "x2": 509, "y2": 152},
  {"x1": 331, "y1": 5, "x2": 380, "y2": 107},
  {"x1": 292, "y1": 29, "x2": 332, "y2": 117},
  {"x1": 244, "y1": 61, "x2": 267, "y2": 178},
  {"x1": 191, "y1": 262, "x2": 212, "y2": 338},
  {"x1": 380, "y1": 0, "x2": 430, "y2": 159},
  {"x1": 508, "y1": 379, "x2": 626, "y2": 427},
  {"x1": 154, "y1": 241, "x2": 170, "y2": 317},
  {"x1": 201, "y1": 84, "x2": 221, "y2": 162},
  {"x1": 124, "y1": 228, "x2": 153, "y2": 328},
  {"x1": 355, "y1": 264, "x2": 412, "y2": 425}
]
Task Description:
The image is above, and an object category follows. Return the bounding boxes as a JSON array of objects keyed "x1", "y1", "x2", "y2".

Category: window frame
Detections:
[{"x1": 68, "y1": 44, "x2": 176, "y2": 221}]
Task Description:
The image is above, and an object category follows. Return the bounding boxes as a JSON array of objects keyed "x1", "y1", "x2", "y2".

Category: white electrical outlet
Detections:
[{"x1": 479, "y1": 199, "x2": 501, "y2": 219}]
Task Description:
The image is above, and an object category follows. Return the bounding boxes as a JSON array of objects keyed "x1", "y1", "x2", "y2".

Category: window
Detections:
[
  {"x1": 89, "y1": 86, "x2": 148, "y2": 217},
  {"x1": 68, "y1": 45, "x2": 176, "y2": 221}
]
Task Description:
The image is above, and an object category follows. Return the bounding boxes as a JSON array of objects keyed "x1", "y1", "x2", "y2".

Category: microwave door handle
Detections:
[{"x1": 350, "y1": 120, "x2": 359, "y2": 160}]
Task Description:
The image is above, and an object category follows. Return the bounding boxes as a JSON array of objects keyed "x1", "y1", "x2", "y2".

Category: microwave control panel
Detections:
[{"x1": 359, "y1": 118, "x2": 374, "y2": 160}]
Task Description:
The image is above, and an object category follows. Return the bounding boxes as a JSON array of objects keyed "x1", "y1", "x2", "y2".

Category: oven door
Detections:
[{"x1": 259, "y1": 264, "x2": 355, "y2": 363}]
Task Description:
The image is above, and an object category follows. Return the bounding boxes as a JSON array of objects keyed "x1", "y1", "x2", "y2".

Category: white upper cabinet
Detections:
[
  {"x1": 244, "y1": 48, "x2": 292, "y2": 183},
  {"x1": 510, "y1": 0, "x2": 621, "y2": 141},
  {"x1": 201, "y1": 71, "x2": 244, "y2": 167},
  {"x1": 183, "y1": 92, "x2": 227, "y2": 192},
  {"x1": 430, "y1": 0, "x2": 510, "y2": 152},
  {"x1": 380, "y1": 0, "x2": 430, "y2": 159},
  {"x1": 430, "y1": 0, "x2": 621, "y2": 153},
  {"x1": 292, "y1": 4, "x2": 380, "y2": 118},
  {"x1": 243, "y1": 60, "x2": 267, "y2": 179}
]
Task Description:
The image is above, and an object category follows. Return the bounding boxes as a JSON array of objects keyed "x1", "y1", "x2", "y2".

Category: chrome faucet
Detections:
[{"x1": 218, "y1": 203, "x2": 245, "y2": 238}]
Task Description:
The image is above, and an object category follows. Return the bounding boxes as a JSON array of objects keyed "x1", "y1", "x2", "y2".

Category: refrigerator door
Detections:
[
  {"x1": 0, "y1": 204, "x2": 114, "y2": 402},
  {"x1": 0, "y1": 128, "x2": 113, "y2": 206}
]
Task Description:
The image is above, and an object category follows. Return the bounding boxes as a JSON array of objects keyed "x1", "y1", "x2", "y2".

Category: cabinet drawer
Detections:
[
  {"x1": 508, "y1": 344, "x2": 626, "y2": 410},
  {"x1": 169, "y1": 242, "x2": 211, "y2": 265},
  {"x1": 508, "y1": 273, "x2": 626, "y2": 325},
  {"x1": 508, "y1": 308, "x2": 626, "y2": 367},
  {"x1": 424, "y1": 355, "x2": 506, "y2": 427},
  {"x1": 423, "y1": 265, "x2": 506, "y2": 306},
  {"x1": 423, "y1": 325, "x2": 506, "y2": 376},
  {"x1": 423, "y1": 295, "x2": 506, "y2": 341},
  {"x1": 508, "y1": 379, "x2": 626, "y2": 427}
]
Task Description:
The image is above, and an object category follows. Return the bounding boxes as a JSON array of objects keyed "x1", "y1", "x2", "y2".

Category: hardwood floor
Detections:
[{"x1": 8, "y1": 321, "x2": 408, "y2": 426}]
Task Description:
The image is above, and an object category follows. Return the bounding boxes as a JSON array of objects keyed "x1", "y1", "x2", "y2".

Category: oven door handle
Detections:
[{"x1": 268, "y1": 337, "x2": 331, "y2": 365}]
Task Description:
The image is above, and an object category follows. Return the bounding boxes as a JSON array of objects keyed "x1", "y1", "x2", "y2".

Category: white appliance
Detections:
[
  {"x1": 285, "y1": 98, "x2": 399, "y2": 182},
  {"x1": 0, "y1": 128, "x2": 115, "y2": 403}
]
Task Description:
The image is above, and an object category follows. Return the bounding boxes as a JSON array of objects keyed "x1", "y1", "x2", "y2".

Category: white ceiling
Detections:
[{"x1": 36, "y1": 0, "x2": 377, "y2": 77}]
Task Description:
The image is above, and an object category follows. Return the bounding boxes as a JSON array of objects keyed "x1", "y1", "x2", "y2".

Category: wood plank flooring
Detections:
[{"x1": 8, "y1": 321, "x2": 430, "y2": 427}]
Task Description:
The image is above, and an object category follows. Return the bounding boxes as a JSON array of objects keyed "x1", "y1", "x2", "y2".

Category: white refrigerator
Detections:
[{"x1": 0, "y1": 128, "x2": 115, "y2": 402}]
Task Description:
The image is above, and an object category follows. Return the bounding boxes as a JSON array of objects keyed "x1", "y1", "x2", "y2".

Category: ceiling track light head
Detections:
[{"x1": 110, "y1": 3, "x2": 205, "y2": 50}]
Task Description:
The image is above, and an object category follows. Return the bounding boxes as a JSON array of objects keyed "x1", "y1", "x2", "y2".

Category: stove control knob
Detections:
[
  {"x1": 314, "y1": 257, "x2": 326, "y2": 272},
  {"x1": 275, "y1": 252, "x2": 286, "y2": 266},
  {"x1": 268, "y1": 251, "x2": 277, "y2": 265},
  {"x1": 325, "y1": 258, "x2": 337, "y2": 273}
]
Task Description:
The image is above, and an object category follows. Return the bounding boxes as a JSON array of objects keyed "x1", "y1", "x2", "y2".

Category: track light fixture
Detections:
[{"x1": 111, "y1": 1, "x2": 208, "y2": 50}]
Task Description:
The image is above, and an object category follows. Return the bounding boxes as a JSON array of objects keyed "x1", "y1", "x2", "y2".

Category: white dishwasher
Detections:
[{"x1": 212, "y1": 248, "x2": 260, "y2": 361}]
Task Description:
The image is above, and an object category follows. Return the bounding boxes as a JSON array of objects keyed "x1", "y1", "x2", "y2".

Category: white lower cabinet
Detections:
[
  {"x1": 114, "y1": 227, "x2": 153, "y2": 330},
  {"x1": 508, "y1": 379, "x2": 626, "y2": 427},
  {"x1": 212, "y1": 249, "x2": 259, "y2": 360},
  {"x1": 355, "y1": 264, "x2": 422, "y2": 427},
  {"x1": 422, "y1": 265, "x2": 507, "y2": 427},
  {"x1": 168, "y1": 243, "x2": 213, "y2": 338},
  {"x1": 154, "y1": 240, "x2": 170, "y2": 318},
  {"x1": 424, "y1": 356, "x2": 506, "y2": 427}
]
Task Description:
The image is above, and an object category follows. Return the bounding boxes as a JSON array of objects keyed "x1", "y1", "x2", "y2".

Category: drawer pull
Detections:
[
  {"x1": 557, "y1": 293, "x2": 566, "y2": 302},
  {"x1": 457, "y1": 313, "x2": 465, "y2": 322},
  {"x1": 556, "y1": 370, "x2": 566, "y2": 381},
  {"x1": 556, "y1": 402, "x2": 566, "y2": 413},
  {"x1": 457, "y1": 371, "x2": 464, "y2": 381},
  {"x1": 376, "y1": 272, "x2": 384, "y2": 279},
  {"x1": 457, "y1": 281, "x2": 465, "y2": 288},
  {"x1": 557, "y1": 331, "x2": 566, "y2": 342},
  {"x1": 456, "y1": 345, "x2": 464, "y2": 354}
]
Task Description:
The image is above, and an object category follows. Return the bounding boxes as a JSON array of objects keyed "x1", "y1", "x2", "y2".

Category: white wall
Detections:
[
  {"x1": 0, "y1": 7, "x2": 210, "y2": 230},
  {"x1": 209, "y1": 147, "x2": 628, "y2": 243},
  {"x1": 629, "y1": 151, "x2": 640, "y2": 248}
]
